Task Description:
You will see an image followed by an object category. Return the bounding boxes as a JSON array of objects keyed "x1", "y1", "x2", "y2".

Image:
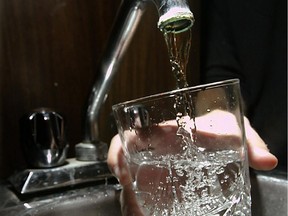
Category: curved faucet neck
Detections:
[{"x1": 84, "y1": 0, "x2": 194, "y2": 145}]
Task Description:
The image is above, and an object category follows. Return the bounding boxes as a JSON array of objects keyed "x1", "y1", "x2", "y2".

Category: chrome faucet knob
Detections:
[{"x1": 20, "y1": 108, "x2": 69, "y2": 168}]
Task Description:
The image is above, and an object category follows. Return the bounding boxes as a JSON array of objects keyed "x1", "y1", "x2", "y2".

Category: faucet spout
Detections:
[
  {"x1": 154, "y1": 0, "x2": 194, "y2": 33},
  {"x1": 77, "y1": 0, "x2": 194, "y2": 161}
]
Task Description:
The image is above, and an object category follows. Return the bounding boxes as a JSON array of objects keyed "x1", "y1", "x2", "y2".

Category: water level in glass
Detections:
[{"x1": 129, "y1": 148, "x2": 251, "y2": 216}]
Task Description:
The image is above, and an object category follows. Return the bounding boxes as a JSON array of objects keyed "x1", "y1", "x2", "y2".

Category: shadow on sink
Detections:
[{"x1": 0, "y1": 170, "x2": 287, "y2": 216}]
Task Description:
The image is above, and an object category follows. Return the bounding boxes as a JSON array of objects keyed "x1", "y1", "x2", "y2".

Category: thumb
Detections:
[{"x1": 108, "y1": 135, "x2": 132, "y2": 186}]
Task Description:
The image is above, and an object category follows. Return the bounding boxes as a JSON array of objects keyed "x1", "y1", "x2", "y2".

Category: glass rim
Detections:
[{"x1": 112, "y1": 78, "x2": 240, "y2": 109}]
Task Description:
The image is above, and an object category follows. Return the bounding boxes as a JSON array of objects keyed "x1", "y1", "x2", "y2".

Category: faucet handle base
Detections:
[{"x1": 9, "y1": 158, "x2": 112, "y2": 194}]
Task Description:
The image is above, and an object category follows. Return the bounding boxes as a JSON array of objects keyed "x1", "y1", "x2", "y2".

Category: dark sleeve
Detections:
[
  {"x1": 200, "y1": 0, "x2": 242, "y2": 82},
  {"x1": 200, "y1": 0, "x2": 287, "y2": 168},
  {"x1": 200, "y1": 0, "x2": 281, "y2": 114}
]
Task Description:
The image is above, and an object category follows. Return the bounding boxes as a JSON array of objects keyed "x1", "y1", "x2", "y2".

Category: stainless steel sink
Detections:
[
  {"x1": 251, "y1": 170, "x2": 287, "y2": 216},
  {"x1": 0, "y1": 182, "x2": 122, "y2": 216},
  {"x1": 0, "y1": 170, "x2": 287, "y2": 216},
  {"x1": 27, "y1": 185, "x2": 122, "y2": 216}
]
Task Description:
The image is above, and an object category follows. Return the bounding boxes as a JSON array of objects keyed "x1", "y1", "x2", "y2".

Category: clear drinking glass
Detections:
[{"x1": 112, "y1": 79, "x2": 251, "y2": 216}]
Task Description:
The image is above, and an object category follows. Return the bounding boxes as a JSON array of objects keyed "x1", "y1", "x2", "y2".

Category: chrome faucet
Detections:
[{"x1": 76, "y1": 0, "x2": 194, "y2": 161}]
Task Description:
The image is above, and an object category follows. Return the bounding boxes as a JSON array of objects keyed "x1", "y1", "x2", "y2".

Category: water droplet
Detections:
[
  {"x1": 216, "y1": 167, "x2": 225, "y2": 174},
  {"x1": 176, "y1": 169, "x2": 185, "y2": 176}
]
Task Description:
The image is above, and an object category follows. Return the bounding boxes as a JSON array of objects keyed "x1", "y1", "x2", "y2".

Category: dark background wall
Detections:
[{"x1": 0, "y1": 0, "x2": 201, "y2": 179}]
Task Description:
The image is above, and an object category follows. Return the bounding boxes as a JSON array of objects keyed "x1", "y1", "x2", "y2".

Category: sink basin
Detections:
[
  {"x1": 0, "y1": 170, "x2": 286, "y2": 216},
  {"x1": 0, "y1": 182, "x2": 122, "y2": 216},
  {"x1": 251, "y1": 170, "x2": 287, "y2": 216},
  {"x1": 27, "y1": 185, "x2": 121, "y2": 216}
]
